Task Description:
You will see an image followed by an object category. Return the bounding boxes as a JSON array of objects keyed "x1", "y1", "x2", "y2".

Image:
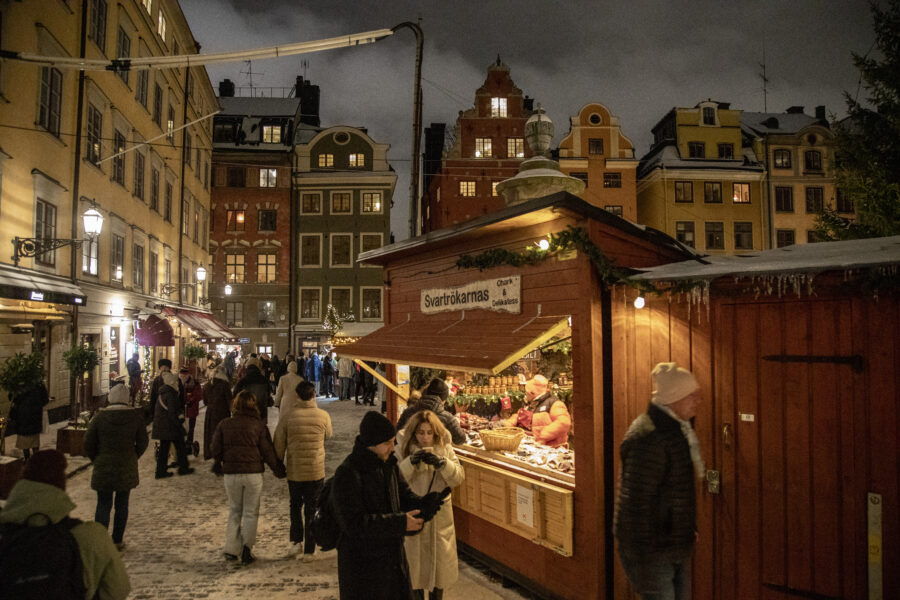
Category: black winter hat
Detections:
[
  {"x1": 358, "y1": 411, "x2": 395, "y2": 447},
  {"x1": 424, "y1": 378, "x2": 449, "y2": 402}
]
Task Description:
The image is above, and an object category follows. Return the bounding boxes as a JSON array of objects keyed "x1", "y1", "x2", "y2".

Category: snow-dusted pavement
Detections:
[{"x1": 56, "y1": 396, "x2": 535, "y2": 599}]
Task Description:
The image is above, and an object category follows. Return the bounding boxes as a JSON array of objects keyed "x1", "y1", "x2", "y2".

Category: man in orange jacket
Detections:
[{"x1": 504, "y1": 375, "x2": 571, "y2": 447}]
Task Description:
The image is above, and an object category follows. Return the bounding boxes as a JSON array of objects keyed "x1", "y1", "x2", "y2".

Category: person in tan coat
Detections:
[
  {"x1": 274, "y1": 359, "x2": 305, "y2": 414},
  {"x1": 273, "y1": 380, "x2": 333, "y2": 559}
]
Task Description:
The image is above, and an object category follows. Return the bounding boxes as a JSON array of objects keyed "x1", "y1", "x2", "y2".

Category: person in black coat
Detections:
[
  {"x1": 396, "y1": 378, "x2": 467, "y2": 445},
  {"x1": 10, "y1": 380, "x2": 49, "y2": 459},
  {"x1": 232, "y1": 358, "x2": 271, "y2": 423},
  {"x1": 151, "y1": 372, "x2": 194, "y2": 479},
  {"x1": 333, "y1": 412, "x2": 448, "y2": 600}
]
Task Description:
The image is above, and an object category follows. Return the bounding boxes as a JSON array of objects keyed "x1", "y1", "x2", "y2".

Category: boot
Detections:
[
  {"x1": 430, "y1": 589, "x2": 443, "y2": 600},
  {"x1": 412, "y1": 590, "x2": 425, "y2": 600}
]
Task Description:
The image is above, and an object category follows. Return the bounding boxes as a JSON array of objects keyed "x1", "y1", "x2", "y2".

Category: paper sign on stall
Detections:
[{"x1": 515, "y1": 484, "x2": 534, "y2": 528}]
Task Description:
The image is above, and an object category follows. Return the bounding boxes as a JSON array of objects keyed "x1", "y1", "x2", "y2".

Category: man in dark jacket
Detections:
[
  {"x1": 125, "y1": 353, "x2": 142, "y2": 405},
  {"x1": 305, "y1": 352, "x2": 322, "y2": 396},
  {"x1": 333, "y1": 411, "x2": 444, "y2": 600},
  {"x1": 396, "y1": 378, "x2": 467, "y2": 445},
  {"x1": 151, "y1": 372, "x2": 194, "y2": 479},
  {"x1": 614, "y1": 362, "x2": 704, "y2": 600},
  {"x1": 149, "y1": 358, "x2": 181, "y2": 418},
  {"x1": 232, "y1": 357, "x2": 271, "y2": 423}
]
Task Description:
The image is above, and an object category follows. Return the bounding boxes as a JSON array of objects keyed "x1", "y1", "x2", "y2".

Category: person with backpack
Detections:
[
  {"x1": 0, "y1": 449, "x2": 130, "y2": 599},
  {"x1": 211, "y1": 390, "x2": 287, "y2": 564},
  {"x1": 273, "y1": 380, "x2": 333, "y2": 560},
  {"x1": 84, "y1": 379, "x2": 149, "y2": 551},
  {"x1": 331, "y1": 411, "x2": 449, "y2": 600},
  {"x1": 395, "y1": 410, "x2": 465, "y2": 600}
]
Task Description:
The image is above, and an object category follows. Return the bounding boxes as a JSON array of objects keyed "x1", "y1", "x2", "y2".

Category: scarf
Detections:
[{"x1": 653, "y1": 400, "x2": 705, "y2": 478}]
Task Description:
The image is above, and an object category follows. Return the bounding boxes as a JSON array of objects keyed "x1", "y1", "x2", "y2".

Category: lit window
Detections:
[
  {"x1": 492, "y1": 182, "x2": 499, "y2": 197},
  {"x1": 157, "y1": 11, "x2": 167, "y2": 42},
  {"x1": 257, "y1": 253, "x2": 276, "y2": 283},
  {"x1": 507, "y1": 137, "x2": 524, "y2": 158},
  {"x1": 491, "y1": 97, "x2": 507, "y2": 118},
  {"x1": 141, "y1": 0, "x2": 152, "y2": 15},
  {"x1": 732, "y1": 183, "x2": 750, "y2": 204},
  {"x1": 349, "y1": 153, "x2": 365, "y2": 167},
  {"x1": 225, "y1": 254, "x2": 245, "y2": 283},
  {"x1": 82, "y1": 236, "x2": 99, "y2": 275},
  {"x1": 301, "y1": 193, "x2": 321, "y2": 214},
  {"x1": 362, "y1": 192, "x2": 382, "y2": 213},
  {"x1": 475, "y1": 138, "x2": 492, "y2": 158},
  {"x1": 605, "y1": 205, "x2": 623, "y2": 216},
  {"x1": 318, "y1": 154, "x2": 334, "y2": 168},
  {"x1": 459, "y1": 181, "x2": 476, "y2": 197},
  {"x1": 226, "y1": 210, "x2": 245, "y2": 231},
  {"x1": 262, "y1": 125, "x2": 281, "y2": 143},
  {"x1": 259, "y1": 168, "x2": 277, "y2": 187},
  {"x1": 774, "y1": 149, "x2": 791, "y2": 168}
]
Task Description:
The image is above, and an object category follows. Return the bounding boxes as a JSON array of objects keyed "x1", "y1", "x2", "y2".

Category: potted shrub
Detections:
[{"x1": 58, "y1": 345, "x2": 99, "y2": 456}]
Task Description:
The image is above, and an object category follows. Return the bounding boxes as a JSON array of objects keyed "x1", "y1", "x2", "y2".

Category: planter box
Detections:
[
  {"x1": 0, "y1": 456, "x2": 24, "y2": 499},
  {"x1": 56, "y1": 427, "x2": 87, "y2": 457}
]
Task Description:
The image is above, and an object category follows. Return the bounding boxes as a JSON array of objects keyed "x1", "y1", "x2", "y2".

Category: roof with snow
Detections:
[
  {"x1": 630, "y1": 236, "x2": 900, "y2": 282},
  {"x1": 217, "y1": 96, "x2": 300, "y2": 117},
  {"x1": 741, "y1": 111, "x2": 828, "y2": 136},
  {"x1": 637, "y1": 143, "x2": 764, "y2": 178}
]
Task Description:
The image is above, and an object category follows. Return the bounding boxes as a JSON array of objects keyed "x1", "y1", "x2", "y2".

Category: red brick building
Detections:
[{"x1": 420, "y1": 58, "x2": 535, "y2": 233}]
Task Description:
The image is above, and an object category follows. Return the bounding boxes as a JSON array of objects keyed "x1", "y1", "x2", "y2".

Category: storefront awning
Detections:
[
  {"x1": 0, "y1": 264, "x2": 87, "y2": 306},
  {"x1": 163, "y1": 308, "x2": 239, "y2": 343},
  {"x1": 134, "y1": 314, "x2": 175, "y2": 347},
  {"x1": 333, "y1": 313, "x2": 570, "y2": 375}
]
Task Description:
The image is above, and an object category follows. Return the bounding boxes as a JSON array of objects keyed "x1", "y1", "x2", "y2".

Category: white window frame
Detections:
[
  {"x1": 157, "y1": 11, "x2": 167, "y2": 43},
  {"x1": 491, "y1": 97, "x2": 507, "y2": 118},
  {"x1": 349, "y1": 153, "x2": 365, "y2": 167},
  {"x1": 359, "y1": 232, "x2": 383, "y2": 267},
  {"x1": 329, "y1": 233, "x2": 353, "y2": 268},
  {"x1": 361, "y1": 190, "x2": 383, "y2": 214},
  {"x1": 300, "y1": 191, "x2": 323, "y2": 215},
  {"x1": 298, "y1": 287, "x2": 322, "y2": 321},
  {"x1": 299, "y1": 233, "x2": 323, "y2": 268},
  {"x1": 507, "y1": 137, "x2": 524, "y2": 158},
  {"x1": 329, "y1": 286, "x2": 353, "y2": 316},
  {"x1": 262, "y1": 124, "x2": 281, "y2": 143},
  {"x1": 259, "y1": 168, "x2": 276, "y2": 188},
  {"x1": 475, "y1": 137, "x2": 492, "y2": 158},
  {"x1": 329, "y1": 190, "x2": 353, "y2": 215},
  {"x1": 360, "y1": 286, "x2": 383, "y2": 322}
]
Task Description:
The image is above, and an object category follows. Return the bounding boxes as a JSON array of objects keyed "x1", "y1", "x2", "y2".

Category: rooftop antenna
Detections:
[
  {"x1": 240, "y1": 60, "x2": 265, "y2": 97},
  {"x1": 758, "y1": 42, "x2": 769, "y2": 112},
  {"x1": 301, "y1": 59, "x2": 309, "y2": 80}
]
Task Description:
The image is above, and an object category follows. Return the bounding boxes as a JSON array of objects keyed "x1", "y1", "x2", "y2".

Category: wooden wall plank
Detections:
[{"x1": 715, "y1": 303, "x2": 737, "y2": 600}]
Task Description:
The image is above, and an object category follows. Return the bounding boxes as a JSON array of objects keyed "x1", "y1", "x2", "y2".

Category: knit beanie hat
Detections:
[
  {"x1": 358, "y1": 411, "x2": 395, "y2": 447},
  {"x1": 651, "y1": 362, "x2": 699, "y2": 406},
  {"x1": 424, "y1": 378, "x2": 449, "y2": 402},
  {"x1": 23, "y1": 449, "x2": 67, "y2": 490},
  {"x1": 158, "y1": 358, "x2": 172, "y2": 369},
  {"x1": 108, "y1": 382, "x2": 130, "y2": 405}
]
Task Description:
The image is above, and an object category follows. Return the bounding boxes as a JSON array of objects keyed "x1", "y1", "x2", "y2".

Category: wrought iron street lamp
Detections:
[
  {"x1": 12, "y1": 206, "x2": 104, "y2": 266},
  {"x1": 159, "y1": 265, "x2": 208, "y2": 298}
]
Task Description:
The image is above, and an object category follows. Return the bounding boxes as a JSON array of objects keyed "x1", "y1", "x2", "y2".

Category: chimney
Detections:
[
  {"x1": 815, "y1": 105, "x2": 826, "y2": 120},
  {"x1": 523, "y1": 95, "x2": 534, "y2": 112},
  {"x1": 423, "y1": 123, "x2": 446, "y2": 191},
  {"x1": 218, "y1": 78, "x2": 235, "y2": 97},
  {"x1": 786, "y1": 106, "x2": 805, "y2": 114},
  {"x1": 296, "y1": 76, "x2": 320, "y2": 127}
]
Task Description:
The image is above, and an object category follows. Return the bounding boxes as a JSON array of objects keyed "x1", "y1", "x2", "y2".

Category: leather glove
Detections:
[
  {"x1": 418, "y1": 487, "x2": 452, "y2": 522},
  {"x1": 410, "y1": 450, "x2": 428, "y2": 465},
  {"x1": 211, "y1": 461, "x2": 223, "y2": 477},
  {"x1": 422, "y1": 452, "x2": 446, "y2": 469}
]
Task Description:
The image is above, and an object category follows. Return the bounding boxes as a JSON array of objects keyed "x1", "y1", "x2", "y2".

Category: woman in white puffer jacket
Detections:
[
  {"x1": 395, "y1": 410, "x2": 465, "y2": 600},
  {"x1": 274, "y1": 360, "x2": 306, "y2": 414}
]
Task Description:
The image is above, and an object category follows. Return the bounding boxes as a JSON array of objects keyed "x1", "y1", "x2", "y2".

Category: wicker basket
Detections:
[{"x1": 479, "y1": 427, "x2": 525, "y2": 452}]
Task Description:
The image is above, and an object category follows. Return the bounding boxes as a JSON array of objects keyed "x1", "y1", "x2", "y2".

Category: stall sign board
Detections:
[
  {"x1": 421, "y1": 276, "x2": 521, "y2": 315},
  {"x1": 238, "y1": 338, "x2": 250, "y2": 344},
  {"x1": 516, "y1": 484, "x2": 534, "y2": 528}
]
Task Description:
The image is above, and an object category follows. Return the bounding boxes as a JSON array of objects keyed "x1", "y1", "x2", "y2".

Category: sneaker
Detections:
[
  {"x1": 241, "y1": 545, "x2": 255, "y2": 565},
  {"x1": 177, "y1": 467, "x2": 195, "y2": 476},
  {"x1": 155, "y1": 472, "x2": 173, "y2": 479}
]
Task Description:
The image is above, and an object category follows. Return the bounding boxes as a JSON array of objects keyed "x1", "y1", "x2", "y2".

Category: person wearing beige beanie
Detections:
[{"x1": 614, "y1": 362, "x2": 704, "y2": 600}]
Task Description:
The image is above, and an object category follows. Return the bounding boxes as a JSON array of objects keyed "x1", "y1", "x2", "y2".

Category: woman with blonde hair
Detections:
[
  {"x1": 395, "y1": 410, "x2": 465, "y2": 600},
  {"x1": 211, "y1": 390, "x2": 286, "y2": 564}
]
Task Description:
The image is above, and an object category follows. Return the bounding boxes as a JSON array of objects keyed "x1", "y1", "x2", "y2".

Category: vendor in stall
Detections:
[{"x1": 503, "y1": 375, "x2": 571, "y2": 447}]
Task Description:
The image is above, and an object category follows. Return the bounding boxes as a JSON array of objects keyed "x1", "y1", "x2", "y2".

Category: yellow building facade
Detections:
[
  {"x1": 742, "y1": 107, "x2": 844, "y2": 247},
  {"x1": 557, "y1": 103, "x2": 638, "y2": 222},
  {"x1": 637, "y1": 101, "x2": 767, "y2": 254},
  {"x1": 0, "y1": 0, "x2": 216, "y2": 416}
]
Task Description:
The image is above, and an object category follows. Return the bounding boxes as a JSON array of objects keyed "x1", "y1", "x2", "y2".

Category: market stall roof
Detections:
[
  {"x1": 356, "y1": 191, "x2": 697, "y2": 267},
  {"x1": 630, "y1": 235, "x2": 900, "y2": 282},
  {"x1": 134, "y1": 314, "x2": 175, "y2": 347},
  {"x1": 0, "y1": 263, "x2": 87, "y2": 306},
  {"x1": 163, "y1": 308, "x2": 239, "y2": 343},
  {"x1": 333, "y1": 312, "x2": 570, "y2": 375}
]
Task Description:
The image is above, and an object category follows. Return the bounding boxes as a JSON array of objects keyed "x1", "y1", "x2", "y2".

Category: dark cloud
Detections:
[{"x1": 182, "y1": 0, "x2": 874, "y2": 239}]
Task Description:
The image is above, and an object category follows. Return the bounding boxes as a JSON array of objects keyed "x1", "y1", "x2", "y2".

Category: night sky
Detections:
[{"x1": 182, "y1": 0, "x2": 875, "y2": 240}]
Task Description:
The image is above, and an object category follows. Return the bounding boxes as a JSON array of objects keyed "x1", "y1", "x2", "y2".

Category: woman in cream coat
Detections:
[
  {"x1": 274, "y1": 360, "x2": 305, "y2": 414},
  {"x1": 395, "y1": 410, "x2": 465, "y2": 600}
]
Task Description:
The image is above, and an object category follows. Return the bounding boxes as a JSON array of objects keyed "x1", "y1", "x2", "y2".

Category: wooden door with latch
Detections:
[{"x1": 713, "y1": 299, "x2": 863, "y2": 600}]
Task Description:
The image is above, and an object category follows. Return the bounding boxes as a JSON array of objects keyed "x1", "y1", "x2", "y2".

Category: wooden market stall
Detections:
[
  {"x1": 335, "y1": 192, "x2": 693, "y2": 600},
  {"x1": 610, "y1": 235, "x2": 900, "y2": 600}
]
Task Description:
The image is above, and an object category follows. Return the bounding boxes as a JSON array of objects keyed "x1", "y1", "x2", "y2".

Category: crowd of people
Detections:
[{"x1": 2, "y1": 350, "x2": 703, "y2": 600}]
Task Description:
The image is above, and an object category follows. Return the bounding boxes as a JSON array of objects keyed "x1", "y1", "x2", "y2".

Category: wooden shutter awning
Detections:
[{"x1": 333, "y1": 312, "x2": 569, "y2": 375}]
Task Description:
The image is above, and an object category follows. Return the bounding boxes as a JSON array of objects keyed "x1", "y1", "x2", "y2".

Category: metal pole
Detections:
[{"x1": 391, "y1": 22, "x2": 424, "y2": 239}]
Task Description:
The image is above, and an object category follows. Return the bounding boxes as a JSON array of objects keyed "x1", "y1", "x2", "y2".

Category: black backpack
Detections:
[
  {"x1": 310, "y1": 476, "x2": 341, "y2": 551},
  {"x1": 0, "y1": 513, "x2": 87, "y2": 599}
]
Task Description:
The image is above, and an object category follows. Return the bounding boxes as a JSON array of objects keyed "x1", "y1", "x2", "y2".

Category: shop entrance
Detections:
[{"x1": 715, "y1": 300, "x2": 861, "y2": 600}]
